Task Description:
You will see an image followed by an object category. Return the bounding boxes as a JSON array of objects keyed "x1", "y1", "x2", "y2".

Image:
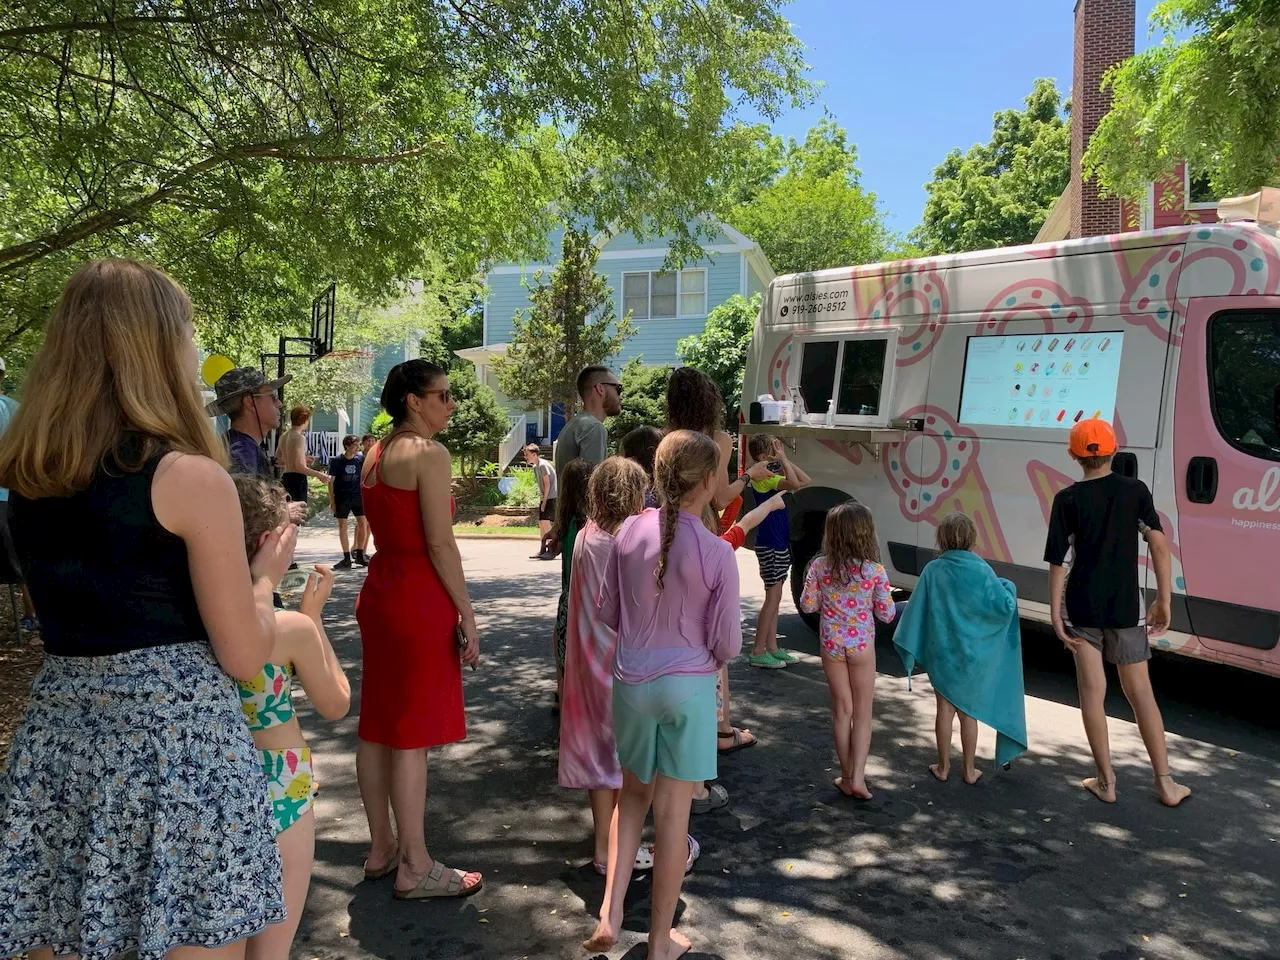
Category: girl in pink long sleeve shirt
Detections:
[{"x1": 585, "y1": 430, "x2": 741, "y2": 960}]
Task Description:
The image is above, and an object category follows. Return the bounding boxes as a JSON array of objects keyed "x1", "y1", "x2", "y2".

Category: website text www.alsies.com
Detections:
[{"x1": 780, "y1": 289, "x2": 850, "y2": 316}]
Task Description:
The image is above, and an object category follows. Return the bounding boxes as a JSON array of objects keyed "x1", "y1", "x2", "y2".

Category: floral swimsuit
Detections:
[
  {"x1": 238, "y1": 662, "x2": 316, "y2": 835},
  {"x1": 799, "y1": 557, "x2": 897, "y2": 661}
]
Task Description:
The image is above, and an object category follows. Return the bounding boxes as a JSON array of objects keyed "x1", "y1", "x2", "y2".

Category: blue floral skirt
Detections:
[{"x1": 0, "y1": 642, "x2": 285, "y2": 960}]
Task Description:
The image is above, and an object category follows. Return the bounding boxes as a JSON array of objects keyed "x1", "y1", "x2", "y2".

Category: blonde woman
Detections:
[{"x1": 0, "y1": 259, "x2": 293, "y2": 960}]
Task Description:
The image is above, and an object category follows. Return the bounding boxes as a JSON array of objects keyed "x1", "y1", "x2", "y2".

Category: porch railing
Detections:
[{"x1": 498, "y1": 414, "x2": 527, "y2": 469}]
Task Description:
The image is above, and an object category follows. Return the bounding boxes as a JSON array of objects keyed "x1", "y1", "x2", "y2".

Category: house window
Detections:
[
  {"x1": 796, "y1": 332, "x2": 897, "y2": 425},
  {"x1": 620, "y1": 269, "x2": 707, "y2": 319},
  {"x1": 1187, "y1": 168, "x2": 1216, "y2": 208},
  {"x1": 1209, "y1": 311, "x2": 1280, "y2": 461}
]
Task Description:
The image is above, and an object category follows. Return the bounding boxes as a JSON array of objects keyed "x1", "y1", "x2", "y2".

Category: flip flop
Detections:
[
  {"x1": 393, "y1": 861, "x2": 483, "y2": 900},
  {"x1": 717, "y1": 727, "x2": 758, "y2": 754},
  {"x1": 691, "y1": 782, "x2": 729, "y2": 815}
]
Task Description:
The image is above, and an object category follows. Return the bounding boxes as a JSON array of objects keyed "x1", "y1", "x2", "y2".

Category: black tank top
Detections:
[{"x1": 10, "y1": 438, "x2": 210, "y2": 657}]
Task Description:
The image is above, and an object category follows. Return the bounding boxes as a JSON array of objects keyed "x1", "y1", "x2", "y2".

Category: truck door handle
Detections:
[{"x1": 1186, "y1": 456, "x2": 1218, "y2": 504}]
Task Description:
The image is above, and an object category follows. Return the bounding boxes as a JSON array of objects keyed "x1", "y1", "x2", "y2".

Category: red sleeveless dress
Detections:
[{"x1": 355, "y1": 441, "x2": 464, "y2": 749}]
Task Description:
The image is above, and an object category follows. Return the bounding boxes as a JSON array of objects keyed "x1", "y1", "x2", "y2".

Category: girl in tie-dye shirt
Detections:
[{"x1": 799, "y1": 502, "x2": 896, "y2": 801}]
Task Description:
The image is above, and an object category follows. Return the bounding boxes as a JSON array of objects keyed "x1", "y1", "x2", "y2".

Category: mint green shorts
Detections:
[{"x1": 612, "y1": 673, "x2": 718, "y2": 784}]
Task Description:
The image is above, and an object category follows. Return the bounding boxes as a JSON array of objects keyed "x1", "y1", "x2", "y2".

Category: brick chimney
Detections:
[{"x1": 1069, "y1": 0, "x2": 1135, "y2": 238}]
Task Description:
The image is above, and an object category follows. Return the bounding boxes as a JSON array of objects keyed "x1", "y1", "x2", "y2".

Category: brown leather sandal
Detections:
[{"x1": 393, "y1": 861, "x2": 484, "y2": 900}]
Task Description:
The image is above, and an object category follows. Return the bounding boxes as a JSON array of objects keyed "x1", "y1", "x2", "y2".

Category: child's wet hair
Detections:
[
  {"x1": 746, "y1": 433, "x2": 774, "y2": 461},
  {"x1": 619, "y1": 425, "x2": 662, "y2": 479},
  {"x1": 233, "y1": 473, "x2": 289, "y2": 558},
  {"x1": 551, "y1": 458, "x2": 595, "y2": 543},
  {"x1": 822, "y1": 501, "x2": 880, "y2": 584},
  {"x1": 588, "y1": 457, "x2": 648, "y2": 531},
  {"x1": 935, "y1": 512, "x2": 977, "y2": 552}
]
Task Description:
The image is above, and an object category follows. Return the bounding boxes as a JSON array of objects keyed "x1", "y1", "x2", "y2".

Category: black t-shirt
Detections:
[
  {"x1": 329, "y1": 454, "x2": 363, "y2": 502},
  {"x1": 1044, "y1": 472, "x2": 1162, "y2": 629}
]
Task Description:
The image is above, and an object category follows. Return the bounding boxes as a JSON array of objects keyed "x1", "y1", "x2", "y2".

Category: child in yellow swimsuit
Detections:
[{"x1": 233, "y1": 475, "x2": 351, "y2": 960}]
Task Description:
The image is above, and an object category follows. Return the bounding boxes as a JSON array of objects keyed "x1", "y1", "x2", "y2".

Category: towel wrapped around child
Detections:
[{"x1": 893, "y1": 549, "x2": 1028, "y2": 768}]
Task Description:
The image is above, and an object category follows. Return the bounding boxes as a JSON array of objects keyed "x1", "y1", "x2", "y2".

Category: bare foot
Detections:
[
  {"x1": 1156, "y1": 774, "x2": 1191, "y2": 807},
  {"x1": 583, "y1": 918, "x2": 619, "y2": 953},
  {"x1": 928, "y1": 763, "x2": 949, "y2": 782},
  {"x1": 847, "y1": 779, "x2": 873, "y2": 800},
  {"x1": 833, "y1": 776, "x2": 856, "y2": 796},
  {"x1": 1082, "y1": 776, "x2": 1117, "y2": 803},
  {"x1": 648, "y1": 928, "x2": 692, "y2": 960},
  {"x1": 962, "y1": 767, "x2": 983, "y2": 785}
]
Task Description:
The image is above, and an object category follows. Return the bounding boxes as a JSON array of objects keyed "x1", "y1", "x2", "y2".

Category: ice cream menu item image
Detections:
[{"x1": 958, "y1": 331, "x2": 1125, "y2": 430}]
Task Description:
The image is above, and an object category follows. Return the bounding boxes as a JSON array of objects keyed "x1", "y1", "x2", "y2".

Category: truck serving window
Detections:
[
  {"x1": 1209, "y1": 311, "x2": 1280, "y2": 462},
  {"x1": 958, "y1": 331, "x2": 1125, "y2": 429},
  {"x1": 796, "y1": 333, "x2": 895, "y2": 425}
]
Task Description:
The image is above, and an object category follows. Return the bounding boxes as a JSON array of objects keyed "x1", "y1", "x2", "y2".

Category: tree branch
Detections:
[{"x1": 0, "y1": 138, "x2": 448, "y2": 273}]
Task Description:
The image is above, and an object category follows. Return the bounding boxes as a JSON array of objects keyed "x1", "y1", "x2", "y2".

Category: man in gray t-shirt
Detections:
[
  {"x1": 523, "y1": 443, "x2": 559, "y2": 539},
  {"x1": 552, "y1": 365, "x2": 621, "y2": 477}
]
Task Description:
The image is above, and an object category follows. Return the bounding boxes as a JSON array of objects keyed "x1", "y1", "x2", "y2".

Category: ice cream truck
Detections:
[{"x1": 742, "y1": 200, "x2": 1280, "y2": 677}]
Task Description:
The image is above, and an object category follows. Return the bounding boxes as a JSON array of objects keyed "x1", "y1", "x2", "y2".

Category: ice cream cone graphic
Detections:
[{"x1": 883, "y1": 406, "x2": 1012, "y2": 562}]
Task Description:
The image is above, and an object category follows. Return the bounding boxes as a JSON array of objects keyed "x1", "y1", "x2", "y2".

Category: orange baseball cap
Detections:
[{"x1": 1069, "y1": 418, "x2": 1117, "y2": 458}]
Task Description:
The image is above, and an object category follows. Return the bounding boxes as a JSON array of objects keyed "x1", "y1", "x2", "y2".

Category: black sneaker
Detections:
[
  {"x1": 354, "y1": 553, "x2": 369, "y2": 567},
  {"x1": 334, "y1": 558, "x2": 354, "y2": 570}
]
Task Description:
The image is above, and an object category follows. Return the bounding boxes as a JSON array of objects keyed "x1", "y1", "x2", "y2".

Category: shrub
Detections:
[{"x1": 502, "y1": 466, "x2": 541, "y2": 507}]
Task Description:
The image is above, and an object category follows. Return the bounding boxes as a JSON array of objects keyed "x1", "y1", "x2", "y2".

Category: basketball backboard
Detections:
[{"x1": 310, "y1": 283, "x2": 336, "y2": 361}]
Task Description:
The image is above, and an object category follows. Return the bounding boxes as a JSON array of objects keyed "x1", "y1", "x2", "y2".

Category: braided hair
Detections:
[{"x1": 652, "y1": 429, "x2": 720, "y2": 590}]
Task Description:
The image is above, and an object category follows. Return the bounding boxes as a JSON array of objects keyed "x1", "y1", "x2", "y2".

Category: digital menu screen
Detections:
[{"x1": 958, "y1": 332, "x2": 1125, "y2": 429}]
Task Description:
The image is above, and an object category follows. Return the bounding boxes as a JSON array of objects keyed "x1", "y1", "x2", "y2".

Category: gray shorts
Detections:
[{"x1": 1069, "y1": 623, "x2": 1151, "y2": 666}]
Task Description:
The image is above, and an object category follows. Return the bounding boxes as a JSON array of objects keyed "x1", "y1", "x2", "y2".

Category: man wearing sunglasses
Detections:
[
  {"x1": 552, "y1": 365, "x2": 622, "y2": 478},
  {"x1": 207, "y1": 367, "x2": 305, "y2": 523}
]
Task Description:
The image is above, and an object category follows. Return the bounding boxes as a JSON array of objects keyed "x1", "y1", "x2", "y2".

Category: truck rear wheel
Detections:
[{"x1": 790, "y1": 519, "x2": 827, "y2": 635}]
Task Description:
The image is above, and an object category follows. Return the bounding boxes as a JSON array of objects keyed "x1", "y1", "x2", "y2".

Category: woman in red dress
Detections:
[{"x1": 356, "y1": 359, "x2": 483, "y2": 900}]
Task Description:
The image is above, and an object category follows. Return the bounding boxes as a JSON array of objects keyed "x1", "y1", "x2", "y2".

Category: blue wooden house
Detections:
[{"x1": 457, "y1": 217, "x2": 775, "y2": 443}]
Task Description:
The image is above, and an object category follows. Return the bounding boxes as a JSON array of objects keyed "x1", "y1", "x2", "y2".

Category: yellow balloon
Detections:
[{"x1": 201, "y1": 354, "x2": 235, "y2": 387}]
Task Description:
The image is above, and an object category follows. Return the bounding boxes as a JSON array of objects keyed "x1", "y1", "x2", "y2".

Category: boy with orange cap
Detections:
[{"x1": 1044, "y1": 418, "x2": 1190, "y2": 808}]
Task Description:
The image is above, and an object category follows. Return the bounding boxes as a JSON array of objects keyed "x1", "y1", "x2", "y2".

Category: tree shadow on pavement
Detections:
[{"x1": 291, "y1": 544, "x2": 1280, "y2": 960}]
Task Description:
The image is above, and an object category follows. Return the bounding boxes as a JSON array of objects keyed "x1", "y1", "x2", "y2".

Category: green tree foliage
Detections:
[
  {"x1": 0, "y1": 1, "x2": 810, "y2": 359},
  {"x1": 913, "y1": 79, "x2": 1070, "y2": 255},
  {"x1": 606, "y1": 359, "x2": 672, "y2": 445},
  {"x1": 492, "y1": 229, "x2": 635, "y2": 418},
  {"x1": 368, "y1": 411, "x2": 392, "y2": 438},
  {"x1": 1084, "y1": 0, "x2": 1280, "y2": 204},
  {"x1": 676, "y1": 293, "x2": 760, "y2": 420},
  {"x1": 723, "y1": 119, "x2": 890, "y2": 274}
]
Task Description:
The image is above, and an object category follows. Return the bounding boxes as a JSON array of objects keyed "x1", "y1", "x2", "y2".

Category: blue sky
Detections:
[{"x1": 754, "y1": 0, "x2": 1165, "y2": 234}]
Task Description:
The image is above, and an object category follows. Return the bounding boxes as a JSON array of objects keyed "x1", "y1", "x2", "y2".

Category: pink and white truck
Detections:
[{"x1": 743, "y1": 209, "x2": 1280, "y2": 677}]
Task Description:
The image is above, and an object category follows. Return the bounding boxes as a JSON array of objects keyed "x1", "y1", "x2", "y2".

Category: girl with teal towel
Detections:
[{"x1": 893, "y1": 513, "x2": 1028, "y2": 785}]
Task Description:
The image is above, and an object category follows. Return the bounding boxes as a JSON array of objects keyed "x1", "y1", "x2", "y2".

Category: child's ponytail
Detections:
[{"x1": 653, "y1": 429, "x2": 720, "y2": 590}]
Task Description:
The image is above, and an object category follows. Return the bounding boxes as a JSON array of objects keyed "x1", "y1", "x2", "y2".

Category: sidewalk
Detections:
[{"x1": 286, "y1": 537, "x2": 1278, "y2": 960}]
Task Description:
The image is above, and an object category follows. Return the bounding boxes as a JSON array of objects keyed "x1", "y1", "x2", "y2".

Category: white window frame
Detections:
[
  {"x1": 620, "y1": 269, "x2": 708, "y2": 320},
  {"x1": 1185, "y1": 165, "x2": 1218, "y2": 211},
  {"x1": 794, "y1": 329, "x2": 899, "y2": 428}
]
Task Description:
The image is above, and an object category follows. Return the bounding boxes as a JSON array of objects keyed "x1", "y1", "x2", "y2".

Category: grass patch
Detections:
[{"x1": 453, "y1": 524, "x2": 540, "y2": 537}]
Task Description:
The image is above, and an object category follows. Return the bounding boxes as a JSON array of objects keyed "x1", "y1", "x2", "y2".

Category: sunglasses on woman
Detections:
[{"x1": 422, "y1": 388, "x2": 453, "y2": 403}]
